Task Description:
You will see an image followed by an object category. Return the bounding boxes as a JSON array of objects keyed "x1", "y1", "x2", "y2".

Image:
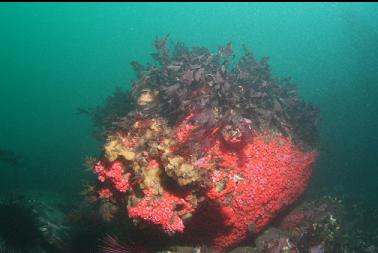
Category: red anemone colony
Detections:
[{"x1": 90, "y1": 36, "x2": 318, "y2": 252}]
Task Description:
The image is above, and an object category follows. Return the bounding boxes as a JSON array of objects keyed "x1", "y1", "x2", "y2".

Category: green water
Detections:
[{"x1": 0, "y1": 2, "x2": 377, "y2": 204}]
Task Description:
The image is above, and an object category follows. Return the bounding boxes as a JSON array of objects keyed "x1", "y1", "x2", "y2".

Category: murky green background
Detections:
[{"x1": 0, "y1": 3, "x2": 377, "y2": 204}]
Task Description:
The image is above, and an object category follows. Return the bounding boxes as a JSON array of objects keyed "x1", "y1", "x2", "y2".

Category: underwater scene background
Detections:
[{"x1": 0, "y1": 3, "x2": 377, "y2": 253}]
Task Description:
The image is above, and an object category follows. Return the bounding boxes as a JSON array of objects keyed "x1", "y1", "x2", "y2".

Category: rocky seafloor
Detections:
[{"x1": 1, "y1": 191, "x2": 377, "y2": 253}]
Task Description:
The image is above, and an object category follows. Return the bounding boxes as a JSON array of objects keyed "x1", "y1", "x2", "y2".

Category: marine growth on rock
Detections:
[{"x1": 89, "y1": 35, "x2": 319, "y2": 252}]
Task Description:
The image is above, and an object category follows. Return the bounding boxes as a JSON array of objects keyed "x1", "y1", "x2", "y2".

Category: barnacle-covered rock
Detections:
[
  {"x1": 276, "y1": 197, "x2": 344, "y2": 252},
  {"x1": 221, "y1": 124, "x2": 244, "y2": 149},
  {"x1": 255, "y1": 228, "x2": 299, "y2": 253}
]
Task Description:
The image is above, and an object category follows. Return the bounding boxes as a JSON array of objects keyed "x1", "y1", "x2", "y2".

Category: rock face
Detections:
[{"x1": 89, "y1": 36, "x2": 319, "y2": 252}]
